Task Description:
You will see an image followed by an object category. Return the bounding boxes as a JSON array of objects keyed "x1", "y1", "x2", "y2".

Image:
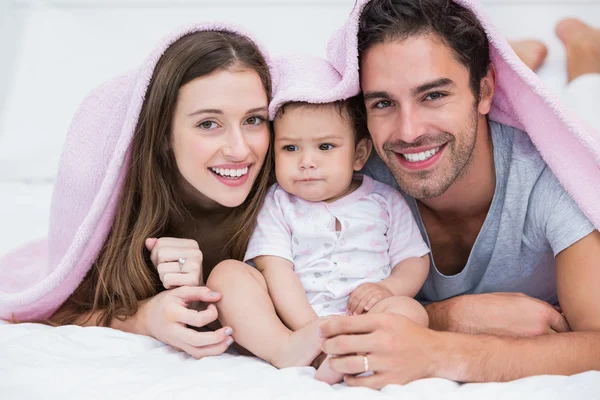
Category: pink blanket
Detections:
[{"x1": 1, "y1": 1, "x2": 599, "y2": 322}]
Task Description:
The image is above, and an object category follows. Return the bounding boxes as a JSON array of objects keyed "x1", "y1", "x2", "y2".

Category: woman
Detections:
[{"x1": 0, "y1": 23, "x2": 274, "y2": 360}]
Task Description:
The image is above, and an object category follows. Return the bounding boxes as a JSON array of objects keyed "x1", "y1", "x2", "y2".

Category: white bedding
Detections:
[
  {"x1": 1, "y1": 321, "x2": 599, "y2": 400},
  {"x1": 1, "y1": 182, "x2": 600, "y2": 399}
]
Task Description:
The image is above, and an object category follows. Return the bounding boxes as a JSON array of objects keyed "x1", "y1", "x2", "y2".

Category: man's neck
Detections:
[{"x1": 419, "y1": 119, "x2": 496, "y2": 221}]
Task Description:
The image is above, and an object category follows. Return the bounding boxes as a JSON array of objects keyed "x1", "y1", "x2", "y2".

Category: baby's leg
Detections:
[
  {"x1": 207, "y1": 260, "x2": 324, "y2": 369},
  {"x1": 368, "y1": 296, "x2": 429, "y2": 327}
]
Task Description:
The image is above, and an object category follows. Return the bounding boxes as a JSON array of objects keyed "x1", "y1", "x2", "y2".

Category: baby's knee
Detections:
[
  {"x1": 207, "y1": 259, "x2": 248, "y2": 289},
  {"x1": 370, "y1": 296, "x2": 429, "y2": 327}
]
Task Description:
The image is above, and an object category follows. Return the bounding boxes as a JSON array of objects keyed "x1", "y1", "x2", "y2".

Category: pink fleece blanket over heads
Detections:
[{"x1": 0, "y1": 22, "x2": 275, "y2": 321}]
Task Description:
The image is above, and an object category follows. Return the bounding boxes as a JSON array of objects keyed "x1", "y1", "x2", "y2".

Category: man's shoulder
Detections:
[{"x1": 491, "y1": 121, "x2": 546, "y2": 171}]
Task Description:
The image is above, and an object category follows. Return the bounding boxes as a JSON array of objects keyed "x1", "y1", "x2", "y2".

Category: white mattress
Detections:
[
  {"x1": 1, "y1": 320, "x2": 600, "y2": 399},
  {"x1": 1, "y1": 183, "x2": 600, "y2": 398}
]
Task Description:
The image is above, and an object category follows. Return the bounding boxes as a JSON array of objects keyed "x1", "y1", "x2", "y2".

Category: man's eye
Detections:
[
  {"x1": 283, "y1": 145, "x2": 298, "y2": 152},
  {"x1": 319, "y1": 144, "x2": 334, "y2": 151},
  {"x1": 425, "y1": 92, "x2": 445, "y2": 101}
]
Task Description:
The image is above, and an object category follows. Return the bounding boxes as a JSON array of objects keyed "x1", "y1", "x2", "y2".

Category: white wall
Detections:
[{"x1": 1, "y1": 0, "x2": 599, "y2": 181}]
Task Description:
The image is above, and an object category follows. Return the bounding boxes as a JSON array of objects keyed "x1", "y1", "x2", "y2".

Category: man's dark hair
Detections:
[{"x1": 357, "y1": 0, "x2": 491, "y2": 97}]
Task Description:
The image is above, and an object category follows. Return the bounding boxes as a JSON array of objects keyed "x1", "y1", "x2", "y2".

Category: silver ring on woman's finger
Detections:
[
  {"x1": 363, "y1": 356, "x2": 369, "y2": 373},
  {"x1": 178, "y1": 257, "x2": 186, "y2": 272}
]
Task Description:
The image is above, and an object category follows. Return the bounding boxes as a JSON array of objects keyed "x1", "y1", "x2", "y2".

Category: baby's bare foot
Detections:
[
  {"x1": 556, "y1": 18, "x2": 600, "y2": 82},
  {"x1": 509, "y1": 39, "x2": 548, "y2": 71},
  {"x1": 270, "y1": 318, "x2": 325, "y2": 369},
  {"x1": 314, "y1": 354, "x2": 344, "y2": 385}
]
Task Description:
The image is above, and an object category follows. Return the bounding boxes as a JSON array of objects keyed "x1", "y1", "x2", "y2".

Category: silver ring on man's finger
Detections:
[
  {"x1": 363, "y1": 356, "x2": 369, "y2": 373},
  {"x1": 178, "y1": 257, "x2": 186, "y2": 272}
]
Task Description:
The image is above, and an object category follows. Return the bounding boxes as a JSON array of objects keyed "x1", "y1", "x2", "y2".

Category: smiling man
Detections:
[{"x1": 319, "y1": 0, "x2": 600, "y2": 389}]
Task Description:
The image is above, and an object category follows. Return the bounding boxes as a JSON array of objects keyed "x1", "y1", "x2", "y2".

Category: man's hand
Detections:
[
  {"x1": 320, "y1": 313, "x2": 441, "y2": 389},
  {"x1": 427, "y1": 292, "x2": 571, "y2": 336},
  {"x1": 347, "y1": 283, "x2": 393, "y2": 314}
]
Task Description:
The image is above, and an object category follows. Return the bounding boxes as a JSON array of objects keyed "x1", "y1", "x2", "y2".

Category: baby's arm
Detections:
[
  {"x1": 254, "y1": 255, "x2": 318, "y2": 331},
  {"x1": 380, "y1": 255, "x2": 429, "y2": 297}
]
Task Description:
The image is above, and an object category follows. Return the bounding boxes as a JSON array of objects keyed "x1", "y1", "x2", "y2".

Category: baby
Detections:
[{"x1": 207, "y1": 56, "x2": 431, "y2": 384}]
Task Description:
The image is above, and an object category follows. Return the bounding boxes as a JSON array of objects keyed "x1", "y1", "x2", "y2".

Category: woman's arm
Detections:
[
  {"x1": 58, "y1": 286, "x2": 234, "y2": 359},
  {"x1": 254, "y1": 255, "x2": 317, "y2": 331}
]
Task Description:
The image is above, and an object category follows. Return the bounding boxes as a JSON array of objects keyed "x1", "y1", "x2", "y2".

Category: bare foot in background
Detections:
[
  {"x1": 509, "y1": 39, "x2": 548, "y2": 71},
  {"x1": 556, "y1": 18, "x2": 600, "y2": 82}
]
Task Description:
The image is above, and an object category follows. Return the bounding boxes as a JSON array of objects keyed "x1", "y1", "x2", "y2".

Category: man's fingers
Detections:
[
  {"x1": 322, "y1": 332, "x2": 377, "y2": 356},
  {"x1": 344, "y1": 372, "x2": 390, "y2": 390},
  {"x1": 328, "y1": 354, "x2": 376, "y2": 375},
  {"x1": 549, "y1": 310, "x2": 571, "y2": 333},
  {"x1": 320, "y1": 314, "x2": 380, "y2": 339}
]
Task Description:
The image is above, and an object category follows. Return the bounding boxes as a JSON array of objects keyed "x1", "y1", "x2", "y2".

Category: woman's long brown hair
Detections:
[{"x1": 50, "y1": 31, "x2": 274, "y2": 327}]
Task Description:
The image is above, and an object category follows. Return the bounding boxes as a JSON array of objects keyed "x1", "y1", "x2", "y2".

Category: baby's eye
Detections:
[
  {"x1": 283, "y1": 145, "x2": 298, "y2": 152},
  {"x1": 319, "y1": 144, "x2": 335, "y2": 151},
  {"x1": 198, "y1": 121, "x2": 218, "y2": 130},
  {"x1": 244, "y1": 116, "x2": 265, "y2": 126},
  {"x1": 374, "y1": 100, "x2": 393, "y2": 109}
]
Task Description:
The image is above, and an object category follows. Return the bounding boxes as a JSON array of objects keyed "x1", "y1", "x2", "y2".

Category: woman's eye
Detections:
[
  {"x1": 244, "y1": 116, "x2": 265, "y2": 126},
  {"x1": 425, "y1": 92, "x2": 445, "y2": 101},
  {"x1": 199, "y1": 121, "x2": 218, "y2": 130},
  {"x1": 283, "y1": 145, "x2": 298, "y2": 152},
  {"x1": 374, "y1": 100, "x2": 393, "y2": 109},
  {"x1": 319, "y1": 143, "x2": 334, "y2": 151}
]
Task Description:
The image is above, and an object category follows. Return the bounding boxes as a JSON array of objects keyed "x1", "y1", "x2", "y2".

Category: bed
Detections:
[{"x1": 2, "y1": 1, "x2": 600, "y2": 398}]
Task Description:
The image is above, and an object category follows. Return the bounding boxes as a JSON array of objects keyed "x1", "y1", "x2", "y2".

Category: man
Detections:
[{"x1": 320, "y1": 0, "x2": 600, "y2": 388}]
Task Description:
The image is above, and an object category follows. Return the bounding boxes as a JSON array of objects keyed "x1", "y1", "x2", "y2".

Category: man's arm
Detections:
[
  {"x1": 321, "y1": 231, "x2": 600, "y2": 387},
  {"x1": 254, "y1": 255, "x2": 318, "y2": 331},
  {"x1": 437, "y1": 230, "x2": 600, "y2": 382}
]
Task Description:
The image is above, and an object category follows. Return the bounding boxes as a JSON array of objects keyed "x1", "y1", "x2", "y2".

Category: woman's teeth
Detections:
[
  {"x1": 211, "y1": 166, "x2": 249, "y2": 178},
  {"x1": 401, "y1": 146, "x2": 441, "y2": 162}
]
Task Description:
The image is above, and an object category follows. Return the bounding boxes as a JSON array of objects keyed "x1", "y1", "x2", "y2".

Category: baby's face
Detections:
[{"x1": 273, "y1": 104, "x2": 369, "y2": 203}]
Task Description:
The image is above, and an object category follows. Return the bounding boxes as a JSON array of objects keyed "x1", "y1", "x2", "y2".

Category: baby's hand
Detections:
[
  {"x1": 347, "y1": 283, "x2": 393, "y2": 315},
  {"x1": 145, "y1": 237, "x2": 203, "y2": 289}
]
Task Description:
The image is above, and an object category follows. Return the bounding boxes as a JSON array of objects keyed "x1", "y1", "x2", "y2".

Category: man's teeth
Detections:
[
  {"x1": 211, "y1": 166, "x2": 249, "y2": 178},
  {"x1": 401, "y1": 147, "x2": 441, "y2": 162}
]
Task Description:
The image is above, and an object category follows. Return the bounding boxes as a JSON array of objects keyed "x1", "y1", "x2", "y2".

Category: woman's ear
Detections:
[{"x1": 354, "y1": 138, "x2": 373, "y2": 171}]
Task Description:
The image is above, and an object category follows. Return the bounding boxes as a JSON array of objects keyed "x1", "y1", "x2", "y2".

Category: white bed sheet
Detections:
[
  {"x1": 1, "y1": 183, "x2": 600, "y2": 399},
  {"x1": 1, "y1": 321, "x2": 599, "y2": 400}
]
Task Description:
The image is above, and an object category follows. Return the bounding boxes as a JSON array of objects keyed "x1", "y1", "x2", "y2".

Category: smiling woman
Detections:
[{"x1": 0, "y1": 24, "x2": 275, "y2": 360}]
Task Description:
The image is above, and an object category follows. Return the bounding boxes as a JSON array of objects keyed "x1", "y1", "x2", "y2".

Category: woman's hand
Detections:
[
  {"x1": 146, "y1": 237, "x2": 203, "y2": 289},
  {"x1": 138, "y1": 285, "x2": 234, "y2": 359}
]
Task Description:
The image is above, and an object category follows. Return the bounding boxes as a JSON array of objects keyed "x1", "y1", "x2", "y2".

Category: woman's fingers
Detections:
[
  {"x1": 177, "y1": 324, "x2": 233, "y2": 348},
  {"x1": 179, "y1": 336, "x2": 234, "y2": 360},
  {"x1": 148, "y1": 238, "x2": 201, "y2": 266}
]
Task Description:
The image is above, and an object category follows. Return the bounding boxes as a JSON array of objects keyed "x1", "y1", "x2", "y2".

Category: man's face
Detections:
[{"x1": 360, "y1": 34, "x2": 481, "y2": 199}]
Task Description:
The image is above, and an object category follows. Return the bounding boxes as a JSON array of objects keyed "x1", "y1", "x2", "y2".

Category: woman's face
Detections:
[{"x1": 171, "y1": 68, "x2": 270, "y2": 208}]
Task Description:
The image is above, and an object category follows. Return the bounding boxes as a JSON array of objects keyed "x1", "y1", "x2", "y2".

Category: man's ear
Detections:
[
  {"x1": 354, "y1": 138, "x2": 373, "y2": 171},
  {"x1": 478, "y1": 64, "x2": 496, "y2": 115}
]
